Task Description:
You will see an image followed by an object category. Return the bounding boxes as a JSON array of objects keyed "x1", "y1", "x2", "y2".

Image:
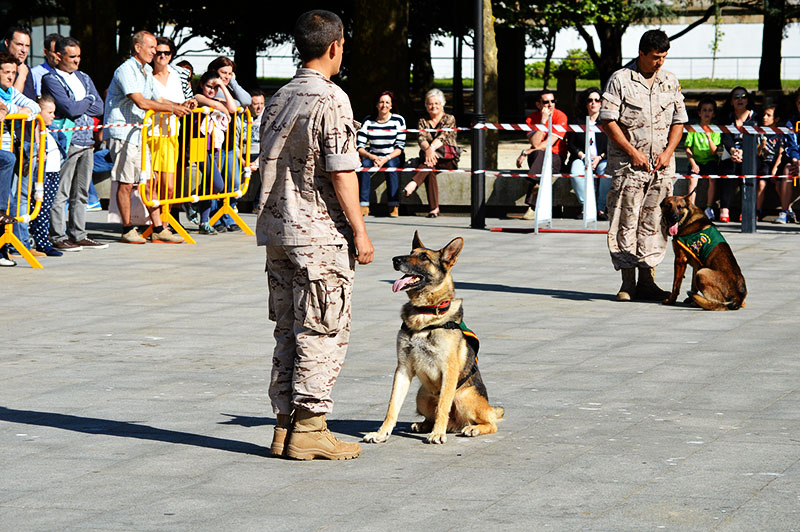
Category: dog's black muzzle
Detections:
[{"x1": 392, "y1": 255, "x2": 407, "y2": 271}]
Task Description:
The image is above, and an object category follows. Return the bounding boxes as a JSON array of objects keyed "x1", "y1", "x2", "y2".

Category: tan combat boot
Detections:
[
  {"x1": 270, "y1": 413, "x2": 292, "y2": 458},
  {"x1": 616, "y1": 268, "x2": 636, "y2": 301},
  {"x1": 360, "y1": 206, "x2": 370, "y2": 217},
  {"x1": 636, "y1": 267, "x2": 670, "y2": 301},
  {"x1": 285, "y1": 409, "x2": 362, "y2": 461}
]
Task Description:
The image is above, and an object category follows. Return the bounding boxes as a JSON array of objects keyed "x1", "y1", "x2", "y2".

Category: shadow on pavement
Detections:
[
  {"x1": 1, "y1": 406, "x2": 268, "y2": 457},
  {"x1": 384, "y1": 279, "x2": 612, "y2": 301},
  {"x1": 220, "y1": 414, "x2": 423, "y2": 441}
]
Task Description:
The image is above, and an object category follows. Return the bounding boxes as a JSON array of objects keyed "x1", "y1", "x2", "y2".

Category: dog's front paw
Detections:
[
  {"x1": 363, "y1": 431, "x2": 389, "y2": 443},
  {"x1": 426, "y1": 431, "x2": 447, "y2": 444}
]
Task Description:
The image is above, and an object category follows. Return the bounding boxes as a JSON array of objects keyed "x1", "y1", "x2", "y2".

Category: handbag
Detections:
[{"x1": 438, "y1": 144, "x2": 459, "y2": 160}]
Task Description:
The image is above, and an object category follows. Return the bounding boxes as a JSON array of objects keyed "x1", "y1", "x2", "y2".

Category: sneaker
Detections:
[
  {"x1": 775, "y1": 210, "x2": 788, "y2": 224},
  {"x1": 787, "y1": 210, "x2": 797, "y2": 224},
  {"x1": 213, "y1": 223, "x2": 227, "y2": 233},
  {"x1": 704, "y1": 207, "x2": 715, "y2": 221},
  {"x1": 71, "y1": 237, "x2": 109, "y2": 250},
  {"x1": 151, "y1": 228, "x2": 184, "y2": 244},
  {"x1": 0, "y1": 255, "x2": 15, "y2": 267},
  {"x1": 522, "y1": 207, "x2": 536, "y2": 220},
  {"x1": 199, "y1": 222, "x2": 218, "y2": 235},
  {"x1": 226, "y1": 223, "x2": 241, "y2": 232},
  {"x1": 184, "y1": 203, "x2": 199, "y2": 225},
  {"x1": 86, "y1": 201, "x2": 102, "y2": 212},
  {"x1": 120, "y1": 228, "x2": 147, "y2": 244},
  {"x1": 53, "y1": 239, "x2": 83, "y2": 252}
]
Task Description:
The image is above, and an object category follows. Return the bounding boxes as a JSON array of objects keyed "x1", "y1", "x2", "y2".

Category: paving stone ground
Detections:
[{"x1": 1, "y1": 210, "x2": 798, "y2": 532}]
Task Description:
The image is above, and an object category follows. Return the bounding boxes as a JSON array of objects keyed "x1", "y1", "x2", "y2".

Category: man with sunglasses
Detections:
[
  {"x1": 516, "y1": 89, "x2": 568, "y2": 220},
  {"x1": 599, "y1": 29, "x2": 688, "y2": 302}
]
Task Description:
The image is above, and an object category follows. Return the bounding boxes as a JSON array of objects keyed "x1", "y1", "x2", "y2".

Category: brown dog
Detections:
[
  {"x1": 661, "y1": 194, "x2": 747, "y2": 310},
  {"x1": 363, "y1": 231, "x2": 503, "y2": 445}
]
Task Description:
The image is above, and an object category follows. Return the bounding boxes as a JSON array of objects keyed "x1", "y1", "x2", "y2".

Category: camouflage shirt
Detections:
[
  {"x1": 599, "y1": 62, "x2": 688, "y2": 166},
  {"x1": 256, "y1": 68, "x2": 360, "y2": 246}
]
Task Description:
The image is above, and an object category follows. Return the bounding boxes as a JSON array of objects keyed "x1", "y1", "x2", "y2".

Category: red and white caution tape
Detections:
[{"x1": 473, "y1": 122, "x2": 796, "y2": 134}]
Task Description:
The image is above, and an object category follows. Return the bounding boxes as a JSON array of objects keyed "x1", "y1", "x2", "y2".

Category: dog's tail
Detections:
[
  {"x1": 493, "y1": 406, "x2": 505, "y2": 421},
  {"x1": 690, "y1": 292, "x2": 732, "y2": 311}
]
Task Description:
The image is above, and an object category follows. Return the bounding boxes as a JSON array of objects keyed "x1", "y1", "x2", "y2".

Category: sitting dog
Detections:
[
  {"x1": 363, "y1": 231, "x2": 504, "y2": 445},
  {"x1": 661, "y1": 194, "x2": 747, "y2": 310}
]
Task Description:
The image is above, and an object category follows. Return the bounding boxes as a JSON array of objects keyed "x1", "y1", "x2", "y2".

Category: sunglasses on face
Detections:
[
  {"x1": 732, "y1": 94, "x2": 747, "y2": 100},
  {"x1": 155, "y1": 50, "x2": 172, "y2": 57},
  {"x1": 586, "y1": 97, "x2": 601, "y2": 103},
  {"x1": 541, "y1": 99, "x2": 555, "y2": 105}
]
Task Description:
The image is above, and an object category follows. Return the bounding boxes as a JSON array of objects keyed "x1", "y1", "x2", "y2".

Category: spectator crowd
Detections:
[{"x1": 1, "y1": 24, "x2": 799, "y2": 269}]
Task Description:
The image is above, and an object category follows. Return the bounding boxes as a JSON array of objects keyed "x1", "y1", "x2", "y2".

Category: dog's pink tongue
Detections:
[
  {"x1": 392, "y1": 275, "x2": 415, "y2": 293},
  {"x1": 668, "y1": 223, "x2": 679, "y2": 236}
]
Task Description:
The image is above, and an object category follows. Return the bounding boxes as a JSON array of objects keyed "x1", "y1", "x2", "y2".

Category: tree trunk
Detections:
[
  {"x1": 542, "y1": 31, "x2": 555, "y2": 89},
  {"x1": 483, "y1": 0, "x2": 498, "y2": 170},
  {"x1": 495, "y1": 26, "x2": 526, "y2": 122},
  {"x1": 595, "y1": 21, "x2": 625, "y2": 88},
  {"x1": 350, "y1": 0, "x2": 409, "y2": 120},
  {"x1": 70, "y1": 0, "x2": 119, "y2": 92},
  {"x1": 409, "y1": 30, "x2": 434, "y2": 101},
  {"x1": 233, "y1": 36, "x2": 258, "y2": 92},
  {"x1": 759, "y1": 0, "x2": 785, "y2": 92}
]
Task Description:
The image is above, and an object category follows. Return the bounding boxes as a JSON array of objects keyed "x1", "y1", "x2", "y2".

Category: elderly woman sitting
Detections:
[{"x1": 403, "y1": 88, "x2": 460, "y2": 218}]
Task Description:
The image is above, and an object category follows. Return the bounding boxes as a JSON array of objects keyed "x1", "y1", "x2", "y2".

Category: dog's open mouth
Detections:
[{"x1": 392, "y1": 274, "x2": 423, "y2": 292}]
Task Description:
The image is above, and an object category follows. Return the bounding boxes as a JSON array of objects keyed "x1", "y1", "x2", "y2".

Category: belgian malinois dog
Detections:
[
  {"x1": 661, "y1": 194, "x2": 747, "y2": 310},
  {"x1": 363, "y1": 232, "x2": 504, "y2": 445}
]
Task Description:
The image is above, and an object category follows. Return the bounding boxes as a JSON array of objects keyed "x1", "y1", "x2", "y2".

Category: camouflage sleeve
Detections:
[
  {"x1": 321, "y1": 91, "x2": 360, "y2": 172},
  {"x1": 599, "y1": 74, "x2": 622, "y2": 123},
  {"x1": 671, "y1": 84, "x2": 689, "y2": 125}
]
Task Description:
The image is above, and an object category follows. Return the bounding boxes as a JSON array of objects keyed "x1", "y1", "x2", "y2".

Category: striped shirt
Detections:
[
  {"x1": 356, "y1": 114, "x2": 406, "y2": 156},
  {"x1": 104, "y1": 56, "x2": 157, "y2": 145}
]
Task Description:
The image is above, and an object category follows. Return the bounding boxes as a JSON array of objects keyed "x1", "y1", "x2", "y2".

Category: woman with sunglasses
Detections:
[
  {"x1": 568, "y1": 87, "x2": 609, "y2": 220},
  {"x1": 718, "y1": 87, "x2": 757, "y2": 223},
  {"x1": 146, "y1": 37, "x2": 197, "y2": 239}
]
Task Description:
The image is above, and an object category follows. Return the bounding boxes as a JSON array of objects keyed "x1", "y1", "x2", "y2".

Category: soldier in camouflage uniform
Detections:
[
  {"x1": 256, "y1": 10, "x2": 374, "y2": 461},
  {"x1": 599, "y1": 30, "x2": 688, "y2": 302}
]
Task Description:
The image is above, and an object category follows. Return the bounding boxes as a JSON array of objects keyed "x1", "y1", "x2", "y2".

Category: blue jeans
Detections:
[
  {"x1": 359, "y1": 156, "x2": 403, "y2": 206},
  {"x1": 210, "y1": 149, "x2": 241, "y2": 226},
  {"x1": 570, "y1": 159, "x2": 609, "y2": 212},
  {"x1": 200, "y1": 151, "x2": 229, "y2": 223},
  {"x1": 0, "y1": 150, "x2": 16, "y2": 214}
]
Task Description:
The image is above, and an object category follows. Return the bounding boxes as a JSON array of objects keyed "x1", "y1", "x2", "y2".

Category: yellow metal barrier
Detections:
[
  {"x1": 138, "y1": 107, "x2": 253, "y2": 243},
  {"x1": 0, "y1": 114, "x2": 46, "y2": 269}
]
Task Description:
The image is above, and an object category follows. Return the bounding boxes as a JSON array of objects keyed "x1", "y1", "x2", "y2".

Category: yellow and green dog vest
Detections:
[{"x1": 675, "y1": 226, "x2": 726, "y2": 265}]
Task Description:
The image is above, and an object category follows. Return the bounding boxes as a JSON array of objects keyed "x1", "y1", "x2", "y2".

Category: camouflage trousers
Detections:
[
  {"x1": 266, "y1": 244, "x2": 355, "y2": 415},
  {"x1": 606, "y1": 167, "x2": 673, "y2": 270}
]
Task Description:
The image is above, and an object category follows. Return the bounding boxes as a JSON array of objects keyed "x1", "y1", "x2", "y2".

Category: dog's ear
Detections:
[
  {"x1": 441, "y1": 237, "x2": 464, "y2": 268},
  {"x1": 412, "y1": 230, "x2": 424, "y2": 250},
  {"x1": 683, "y1": 186, "x2": 697, "y2": 202}
]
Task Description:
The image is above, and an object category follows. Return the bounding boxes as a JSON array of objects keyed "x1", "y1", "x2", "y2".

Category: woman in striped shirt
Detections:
[{"x1": 357, "y1": 90, "x2": 406, "y2": 217}]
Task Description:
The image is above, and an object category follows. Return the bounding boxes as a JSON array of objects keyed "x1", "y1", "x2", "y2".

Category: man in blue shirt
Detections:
[{"x1": 104, "y1": 30, "x2": 189, "y2": 244}]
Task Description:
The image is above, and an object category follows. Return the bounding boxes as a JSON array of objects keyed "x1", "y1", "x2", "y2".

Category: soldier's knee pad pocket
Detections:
[{"x1": 298, "y1": 265, "x2": 352, "y2": 334}]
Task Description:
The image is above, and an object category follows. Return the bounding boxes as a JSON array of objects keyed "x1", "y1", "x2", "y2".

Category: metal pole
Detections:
[
  {"x1": 741, "y1": 134, "x2": 757, "y2": 233},
  {"x1": 470, "y1": 0, "x2": 486, "y2": 229}
]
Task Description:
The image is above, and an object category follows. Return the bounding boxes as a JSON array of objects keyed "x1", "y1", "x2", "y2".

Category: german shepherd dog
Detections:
[
  {"x1": 661, "y1": 194, "x2": 747, "y2": 310},
  {"x1": 363, "y1": 232, "x2": 504, "y2": 445}
]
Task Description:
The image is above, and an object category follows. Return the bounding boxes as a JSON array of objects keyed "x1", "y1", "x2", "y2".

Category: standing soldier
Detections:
[
  {"x1": 599, "y1": 30, "x2": 688, "y2": 301},
  {"x1": 256, "y1": 10, "x2": 374, "y2": 460}
]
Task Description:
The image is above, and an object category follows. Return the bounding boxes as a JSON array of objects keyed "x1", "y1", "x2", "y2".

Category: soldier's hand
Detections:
[
  {"x1": 353, "y1": 232, "x2": 374, "y2": 265},
  {"x1": 653, "y1": 151, "x2": 671, "y2": 172},
  {"x1": 629, "y1": 149, "x2": 650, "y2": 171}
]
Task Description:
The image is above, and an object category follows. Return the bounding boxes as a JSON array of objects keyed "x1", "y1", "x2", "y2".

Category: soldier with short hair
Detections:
[
  {"x1": 600, "y1": 29, "x2": 688, "y2": 302},
  {"x1": 256, "y1": 9, "x2": 374, "y2": 461}
]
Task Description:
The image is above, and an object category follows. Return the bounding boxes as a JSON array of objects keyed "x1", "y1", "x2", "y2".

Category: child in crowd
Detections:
[
  {"x1": 28, "y1": 95, "x2": 65, "y2": 256},
  {"x1": 684, "y1": 97, "x2": 720, "y2": 220},
  {"x1": 757, "y1": 104, "x2": 792, "y2": 223}
]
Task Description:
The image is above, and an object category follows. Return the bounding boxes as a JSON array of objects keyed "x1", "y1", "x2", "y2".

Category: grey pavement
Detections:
[{"x1": 1, "y1": 210, "x2": 799, "y2": 532}]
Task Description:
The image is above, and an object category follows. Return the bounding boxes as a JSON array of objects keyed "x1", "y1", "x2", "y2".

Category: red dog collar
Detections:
[{"x1": 413, "y1": 300, "x2": 451, "y2": 315}]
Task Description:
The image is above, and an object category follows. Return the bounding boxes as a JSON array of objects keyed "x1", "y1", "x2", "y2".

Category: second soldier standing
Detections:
[{"x1": 599, "y1": 30, "x2": 688, "y2": 302}]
